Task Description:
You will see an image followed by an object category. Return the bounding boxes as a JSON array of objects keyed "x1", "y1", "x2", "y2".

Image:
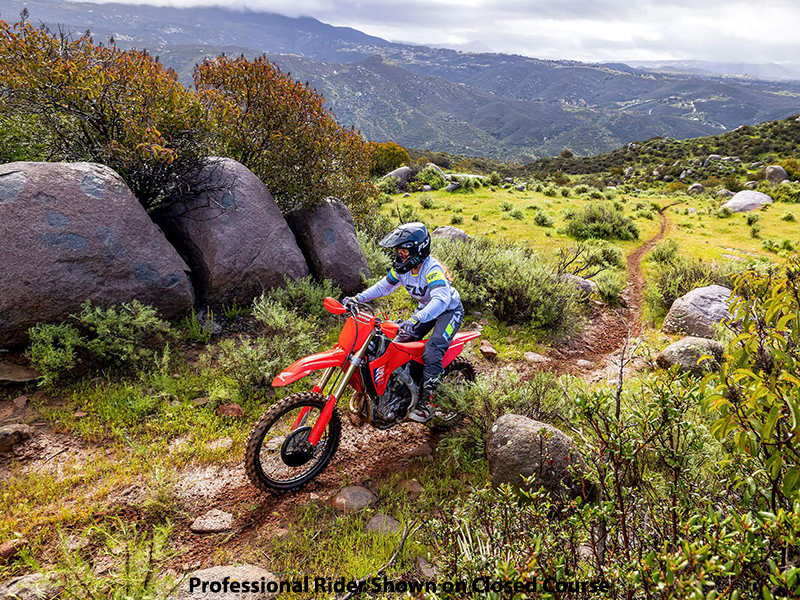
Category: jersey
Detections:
[{"x1": 355, "y1": 256, "x2": 461, "y2": 323}]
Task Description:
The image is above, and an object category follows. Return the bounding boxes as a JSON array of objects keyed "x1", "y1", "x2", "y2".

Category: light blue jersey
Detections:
[{"x1": 355, "y1": 256, "x2": 461, "y2": 322}]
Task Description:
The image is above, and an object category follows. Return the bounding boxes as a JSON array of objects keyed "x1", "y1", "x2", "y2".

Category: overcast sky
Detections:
[{"x1": 77, "y1": 0, "x2": 800, "y2": 64}]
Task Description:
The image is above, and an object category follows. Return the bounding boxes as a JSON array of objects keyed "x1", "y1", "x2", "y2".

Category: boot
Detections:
[{"x1": 408, "y1": 384, "x2": 436, "y2": 423}]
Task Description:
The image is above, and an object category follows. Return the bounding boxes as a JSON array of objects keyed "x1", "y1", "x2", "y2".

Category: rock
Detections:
[
  {"x1": 656, "y1": 337, "x2": 724, "y2": 376},
  {"x1": 73, "y1": 411, "x2": 88, "y2": 419},
  {"x1": 191, "y1": 397, "x2": 210, "y2": 406},
  {"x1": 504, "y1": 178, "x2": 514, "y2": 184},
  {"x1": 703, "y1": 154, "x2": 722, "y2": 167},
  {"x1": 662, "y1": 285, "x2": 733, "y2": 339},
  {"x1": 745, "y1": 181, "x2": 759, "y2": 189},
  {"x1": 13, "y1": 396, "x2": 27, "y2": 409},
  {"x1": 750, "y1": 162, "x2": 764, "y2": 169},
  {"x1": 766, "y1": 165, "x2": 789, "y2": 184},
  {"x1": 366, "y1": 513, "x2": 401, "y2": 534},
  {"x1": 515, "y1": 184, "x2": 525, "y2": 191},
  {"x1": 0, "y1": 538, "x2": 28, "y2": 563},
  {"x1": 382, "y1": 166, "x2": 414, "y2": 190},
  {"x1": 0, "y1": 424, "x2": 33, "y2": 452},
  {"x1": 560, "y1": 273, "x2": 597, "y2": 301},
  {"x1": 189, "y1": 509, "x2": 234, "y2": 534},
  {"x1": 285, "y1": 199, "x2": 370, "y2": 295},
  {"x1": 216, "y1": 404, "x2": 245, "y2": 418},
  {"x1": 576, "y1": 360, "x2": 593, "y2": 369},
  {"x1": 0, "y1": 364, "x2": 40, "y2": 385},
  {"x1": 445, "y1": 181, "x2": 461, "y2": 192},
  {"x1": 331, "y1": 486, "x2": 377, "y2": 513},
  {"x1": 479, "y1": 341, "x2": 498, "y2": 360},
  {"x1": 716, "y1": 189, "x2": 734, "y2": 198},
  {"x1": 687, "y1": 183, "x2": 705, "y2": 195},
  {"x1": 523, "y1": 352, "x2": 550, "y2": 364},
  {"x1": 0, "y1": 573, "x2": 60, "y2": 600},
  {"x1": 153, "y1": 158, "x2": 307, "y2": 308},
  {"x1": 409, "y1": 443, "x2": 433, "y2": 457},
  {"x1": 486, "y1": 414, "x2": 589, "y2": 500},
  {"x1": 403, "y1": 192, "x2": 411, "y2": 198},
  {"x1": 398, "y1": 479, "x2": 423, "y2": 498},
  {"x1": 0, "y1": 162, "x2": 194, "y2": 348},
  {"x1": 168, "y1": 564, "x2": 278, "y2": 599},
  {"x1": 721, "y1": 190, "x2": 773, "y2": 213},
  {"x1": 417, "y1": 556, "x2": 437, "y2": 578},
  {"x1": 431, "y1": 226, "x2": 469, "y2": 243},
  {"x1": 422, "y1": 185, "x2": 432, "y2": 192}
]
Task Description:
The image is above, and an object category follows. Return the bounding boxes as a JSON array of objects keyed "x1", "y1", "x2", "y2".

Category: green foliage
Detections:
[
  {"x1": 648, "y1": 238, "x2": 679, "y2": 264},
  {"x1": 499, "y1": 200, "x2": 513, "y2": 212},
  {"x1": 255, "y1": 276, "x2": 341, "y2": 324},
  {"x1": 509, "y1": 208, "x2": 524, "y2": 220},
  {"x1": 533, "y1": 210, "x2": 553, "y2": 227},
  {"x1": 415, "y1": 165, "x2": 447, "y2": 190},
  {"x1": 433, "y1": 237, "x2": 578, "y2": 328},
  {"x1": 717, "y1": 206, "x2": 733, "y2": 218},
  {"x1": 488, "y1": 171, "x2": 502, "y2": 186},
  {"x1": 594, "y1": 269, "x2": 626, "y2": 306},
  {"x1": 745, "y1": 213, "x2": 760, "y2": 226},
  {"x1": 417, "y1": 193, "x2": 436, "y2": 209},
  {"x1": 450, "y1": 213, "x2": 464, "y2": 225},
  {"x1": 196, "y1": 55, "x2": 377, "y2": 218},
  {"x1": 771, "y1": 181, "x2": 800, "y2": 203},
  {"x1": 702, "y1": 260, "x2": 800, "y2": 510},
  {"x1": 369, "y1": 140, "x2": 409, "y2": 177},
  {"x1": 26, "y1": 323, "x2": 85, "y2": 387},
  {"x1": 356, "y1": 229, "x2": 392, "y2": 284},
  {"x1": 180, "y1": 308, "x2": 213, "y2": 344},
  {"x1": 781, "y1": 211, "x2": 796, "y2": 222},
  {"x1": 377, "y1": 176, "x2": 399, "y2": 195},
  {"x1": 563, "y1": 202, "x2": 639, "y2": 241},
  {"x1": 779, "y1": 157, "x2": 800, "y2": 180}
]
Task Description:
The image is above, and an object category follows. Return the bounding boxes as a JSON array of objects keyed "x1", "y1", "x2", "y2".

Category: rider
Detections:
[{"x1": 343, "y1": 223, "x2": 464, "y2": 423}]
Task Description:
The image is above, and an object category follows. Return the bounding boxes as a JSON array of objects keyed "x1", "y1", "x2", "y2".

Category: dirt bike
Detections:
[{"x1": 244, "y1": 297, "x2": 480, "y2": 493}]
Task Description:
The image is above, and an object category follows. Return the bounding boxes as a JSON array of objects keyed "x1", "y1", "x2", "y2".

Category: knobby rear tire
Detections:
[{"x1": 245, "y1": 391, "x2": 341, "y2": 494}]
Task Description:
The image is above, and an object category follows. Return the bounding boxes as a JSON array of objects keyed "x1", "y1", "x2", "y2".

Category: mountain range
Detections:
[{"x1": 4, "y1": 0, "x2": 800, "y2": 161}]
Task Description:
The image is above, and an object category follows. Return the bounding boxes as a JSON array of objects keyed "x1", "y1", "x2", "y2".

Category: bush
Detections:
[
  {"x1": 500, "y1": 200, "x2": 513, "y2": 212},
  {"x1": 745, "y1": 213, "x2": 760, "y2": 226},
  {"x1": 450, "y1": 213, "x2": 464, "y2": 225},
  {"x1": 356, "y1": 229, "x2": 392, "y2": 284},
  {"x1": 26, "y1": 323, "x2": 85, "y2": 386},
  {"x1": 254, "y1": 276, "x2": 342, "y2": 324},
  {"x1": 533, "y1": 211, "x2": 553, "y2": 227},
  {"x1": 594, "y1": 269, "x2": 626, "y2": 306},
  {"x1": 509, "y1": 208, "x2": 524, "y2": 220},
  {"x1": 377, "y1": 176, "x2": 398, "y2": 195},
  {"x1": 782, "y1": 211, "x2": 796, "y2": 222},
  {"x1": 418, "y1": 193, "x2": 435, "y2": 209},
  {"x1": 716, "y1": 206, "x2": 733, "y2": 218},
  {"x1": 648, "y1": 239, "x2": 679, "y2": 264},
  {"x1": 432, "y1": 237, "x2": 578, "y2": 328},
  {"x1": 563, "y1": 202, "x2": 639, "y2": 241},
  {"x1": 415, "y1": 165, "x2": 447, "y2": 190},
  {"x1": 369, "y1": 141, "x2": 409, "y2": 177},
  {"x1": 488, "y1": 171, "x2": 502, "y2": 186}
]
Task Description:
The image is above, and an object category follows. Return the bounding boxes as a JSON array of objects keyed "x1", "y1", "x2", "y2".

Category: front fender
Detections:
[{"x1": 272, "y1": 348, "x2": 347, "y2": 387}]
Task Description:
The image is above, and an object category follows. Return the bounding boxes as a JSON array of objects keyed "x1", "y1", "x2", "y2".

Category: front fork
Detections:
[{"x1": 296, "y1": 331, "x2": 375, "y2": 446}]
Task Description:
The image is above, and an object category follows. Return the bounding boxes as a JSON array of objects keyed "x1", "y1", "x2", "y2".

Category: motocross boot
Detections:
[{"x1": 408, "y1": 381, "x2": 436, "y2": 423}]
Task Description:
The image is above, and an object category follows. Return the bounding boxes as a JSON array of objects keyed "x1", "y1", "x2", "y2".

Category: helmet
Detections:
[{"x1": 379, "y1": 222, "x2": 431, "y2": 274}]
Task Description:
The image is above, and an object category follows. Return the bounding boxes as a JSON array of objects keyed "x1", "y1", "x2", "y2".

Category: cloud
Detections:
[{"x1": 73, "y1": 0, "x2": 800, "y2": 63}]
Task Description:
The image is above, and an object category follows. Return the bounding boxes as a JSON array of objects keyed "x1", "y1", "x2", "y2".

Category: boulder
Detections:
[
  {"x1": 656, "y1": 337, "x2": 724, "y2": 376},
  {"x1": 486, "y1": 414, "x2": 589, "y2": 500},
  {"x1": 168, "y1": 565, "x2": 278, "y2": 600},
  {"x1": 154, "y1": 158, "x2": 308, "y2": 308},
  {"x1": 0, "y1": 162, "x2": 194, "y2": 347},
  {"x1": 560, "y1": 273, "x2": 597, "y2": 301},
  {"x1": 0, "y1": 363, "x2": 39, "y2": 385},
  {"x1": 703, "y1": 154, "x2": 722, "y2": 167},
  {"x1": 285, "y1": 200, "x2": 370, "y2": 295},
  {"x1": 745, "y1": 181, "x2": 759, "y2": 190},
  {"x1": 382, "y1": 166, "x2": 414, "y2": 190},
  {"x1": 721, "y1": 190, "x2": 773, "y2": 213},
  {"x1": 515, "y1": 184, "x2": 525, "y2": 191},
  {"x1": 523, "y1": 352, "x2": 550, "y2": 364},
  {"x1": 750, "y1": 162, "x2": 764, "y2": 169},
  {"x1": 431, "y1": 226, "x2": 469, "y2": 243},
  {"x1": 716, "y1": 189, "x2": 734, "y2": 198},
  {"x1": 0, "y1": 538, "x2": 29, "y2": 564},
  {"x1": 662, "y1": 285, "x2": 732, "y2": 339},
  {"x1": 331, "y1": 486, "x2": 377, "y2": 513},
  {"x1": 0, "y1": 573, "x2": 60, "y2": 600},
  {"x1": 189, "y1": 509, "x2": 234, "y2": 534},
  {"x1": 687, "y1": 183, "x2": 705, "y2": 195},
  {"x1": 479, "y1": 341, "x2": 498, "y2": 360},
  {"x1": 0, "y1": 424, "x2": 33, "y2": 452},
  {"x1": 366, "y1": 513, "x2": 401, "y2": 534},
  {"x1": 445, "y1": 181, "x2": 461, "y2": 192},
  {"x1": 766, "y1": 165, "x2": 789, "y2": 184}
]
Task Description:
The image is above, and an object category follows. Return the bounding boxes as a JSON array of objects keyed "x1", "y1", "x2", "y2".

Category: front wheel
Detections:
[{"x1": 245, "y1": 392, "x2": 341, "y2": 493}]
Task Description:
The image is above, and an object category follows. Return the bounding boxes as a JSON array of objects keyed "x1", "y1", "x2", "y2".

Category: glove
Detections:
[
  {"x1": 342, "y1": 296, "x2": 357, "y2": 310},
  {"x1": 397, "y1": 316, "x2": 420, "y2": 340}
]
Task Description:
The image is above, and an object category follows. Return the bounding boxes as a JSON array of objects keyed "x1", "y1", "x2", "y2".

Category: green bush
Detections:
[
  {"x1": 563, "y1": 202, "x2": 639, "y2": 241},
  {"x1": 781, "y1": 211, "x2": 796, "y2": 222},
  {"x1": 26, "y1": 323, "x2": 85, "y2": 386},
  {"x1": 509, "y1": 208, "x2": 524, "y2": 220},
  {"x1": 716, "y1": 206, "x2": 733, "y2": 218},
  {"x1": 745, "y1": 213, "x2": 760, "y2": 226},
  {"x1": 377, "y1": 177, "x2": 399, "y2": 195},
  {"x1": 416, "y1": 165, "x2": 447, "y2": 190},
  {"x1": 255, "y1": 276, "x2": 341, "y2": 324},
  {"x1": 488, "y1": 171, "x2": 502, "y2": 186},
  {"x1": 648, "y1": 239, "x2": 679, "y2": 264},
  {"x1": 500, "y1": 200, "x2": 513, "y2": 212},
  {"x1": 533, "y1": 211, "x2": 553, "y2": 227},
  {"x1": 450, "y1": 213, "x2": 464, "y2": 225},
  {"x1": 356, "y1": 229, "x2": 392, "y2": 284},
  {"x1": 418, "y1": 193, "x2": 435, "y2": 209},
  {"x1": 594, "y1": 269, "x2": 626, "y2": 306}
]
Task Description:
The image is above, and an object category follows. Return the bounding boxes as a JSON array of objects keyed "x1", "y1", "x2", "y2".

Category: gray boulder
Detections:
[
  {"x1": 285, "y1": 200, "x2": 370, "y2": 295},
  {"x1": 687, "y1": 183, "x2": 705, "y2": 195},
  {"x1": 431, "y1": 226, "x2": 469, "y2": 243},
  {"x1": 721, "y1": 190, "x2": 773, "y2": 213},
  {"x1": 0, "y1": 573, "x2": 60, "y2": 600},
  {"x1": 0, "y1": 162, "x2": 194, "y2": 347},
  {"x1": 662, "y1": 285, "x2": 732, "y2": 339},
  {"x1": 703, "y1": 154, "x2": 722, "y2": 167},
  {"x1": 745, "y1": 181, "x2": 759, "y2": 190},
  {"x1": 0, "y1": 424, "x2": 33, "y2": 453},
  {"x1": 486, "y1": 414, "x2": 590, "y2": 501},
  {"x1": 154, "y1": 158, "x2": 308, "y2": 308},
  {"x1": 331, "y1": 486, "x2": 377, "y2": 513},
  {"x1": 766, "y1": 165, "x2": 789, "y2": 184},
  {"x1": 382, "y1": 166, "x2": 414, "y2": 190},
  {"x1": 560, "y1": 273, "x2": 597, "y2": 301},
  {"x1": 168, "y1": 565, "x2": 278, "y2": 600},
  {"x1": 445, "y1": 181, "x2": 461, "y2": 192},
  {"x1": 716, "y1": 189, "x2": 735, "y2": 198},
  {"x1": 656, "y1": 336, "x2": 724, "y2": 376}
]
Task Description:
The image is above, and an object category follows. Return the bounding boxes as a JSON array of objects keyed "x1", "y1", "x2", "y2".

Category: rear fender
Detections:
[
  {"x1": 442, "y1": 331, "x2": 481, "y2": 368},
  {"x1": 272, "y1": 348, "x2": 347, "y2": 387}
]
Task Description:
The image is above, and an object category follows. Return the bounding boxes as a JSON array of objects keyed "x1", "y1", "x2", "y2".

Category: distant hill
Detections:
[{"x1": 4, "y1": 0, "x2": 800, "y2": 161}]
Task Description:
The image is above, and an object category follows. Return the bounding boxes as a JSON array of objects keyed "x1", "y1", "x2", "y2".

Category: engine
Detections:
[{"x1": 373, "y1": 365, "x2": 418, "y2": 428}]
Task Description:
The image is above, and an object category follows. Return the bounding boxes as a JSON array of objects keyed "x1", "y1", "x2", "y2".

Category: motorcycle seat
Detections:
[{"x1": 392, "y1": 340, "x2": 426, "y2": 356}]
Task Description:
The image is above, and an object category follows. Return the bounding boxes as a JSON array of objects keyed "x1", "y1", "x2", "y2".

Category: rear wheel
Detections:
[
  {"x1": 433, "y1": 357, "x2": 477, "y2": 426},
  {"x1": 245, "y1": 392, "x2": 340, "y2": 493}
]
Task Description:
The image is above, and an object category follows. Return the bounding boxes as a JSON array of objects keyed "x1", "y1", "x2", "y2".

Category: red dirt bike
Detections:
[{"x1": 244, "y1": 297, "x2": 480, "y2": 493}]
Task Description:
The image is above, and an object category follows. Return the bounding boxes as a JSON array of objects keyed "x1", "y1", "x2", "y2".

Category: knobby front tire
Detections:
[{"x1": 245, "y1": 391, "x2": 341, "y2": 494}]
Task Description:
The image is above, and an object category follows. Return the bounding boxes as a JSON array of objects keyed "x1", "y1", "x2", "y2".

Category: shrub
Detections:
[
  {"x1": 418, "y1": 193, "x2": 435, "y2": 209},
  {"x1": 543, "y1": 186, "x2": 557, "y2": 197},
  {"x1": 594, "y1": 269, "x2": 626, "y2": 306},
  {"x1": 745, "y1": 213, "x2": 760, "y2": 226},
  {"x1": 488, "y1": 171, "x2": 502, "y2": 186},
  {"x1": 509, "y1": 208, "x2": 524, "y2": 220},
  {"x1": 196, "y1": 55, "x2": 377, "y2": 218},
  {"x1": 377, "y1": 176, "x2": 398, "y2": 196},
  {"x1": 450, "y1": 213, "x2": 464, "y2": 225},
  {"x1": 406, "y1": 180, "x2": 423, "y2": 193},
  {"x1": 648, "y1": 239, "x2": 679, "y2": 264},
  {"x1": 500, "y1": 200, "x2": 513, "y2": 212},
  {"x1": 716, "y1": 206, "x2": 733, "y2": 218},
  {"x1": 782, "y1": 211, "x2": 796, "y2": 222},
  {"x1": 254, "y1": 276, "x2": 341, "y2": 324},
  {"x1": 26, "y1": 323, "x2": 85, "y2": 386},
  {"x1": 563, "y1": 202, "x2": 639, "y2": 241},
  {"x1": 533, "y1": 211, "x2": 553, "y2": 227},
  {"x1": 357, "y1": 229, "x2": 392, "y2": 284},
  {"x1": 369, "y1": 140, "x2": 409, "y2": 177},
  {"x1": 415, "y1": 165, "x2": 447, "y2": 190}
]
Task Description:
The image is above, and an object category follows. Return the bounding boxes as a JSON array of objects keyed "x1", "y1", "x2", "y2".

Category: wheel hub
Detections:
[{"x1": 280, "y1": 426, "x2": 316, "y2": 467}]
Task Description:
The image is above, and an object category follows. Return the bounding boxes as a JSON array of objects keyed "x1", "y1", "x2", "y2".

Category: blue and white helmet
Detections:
[{"x1": 379, "y1": 222, "x2": 431, "y2": 274}]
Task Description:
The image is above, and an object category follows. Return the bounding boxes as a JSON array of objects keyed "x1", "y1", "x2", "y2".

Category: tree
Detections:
[{"x1": 369, "y1": 141, "x2": 410, "y2": 177}]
